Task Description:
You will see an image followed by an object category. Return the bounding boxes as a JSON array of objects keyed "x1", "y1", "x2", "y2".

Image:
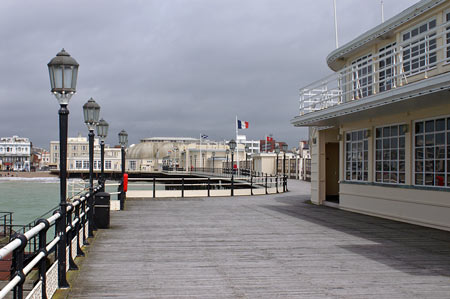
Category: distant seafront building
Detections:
[
  {"x1": 0, "y1": 136, "x2": 31, "y2": 171},
  {"x1": 50, "y1": 134, "x2": 121, "y2": 173},
  {"x1": 291, "y1": 0, "x2": 450, "y2": 231}
]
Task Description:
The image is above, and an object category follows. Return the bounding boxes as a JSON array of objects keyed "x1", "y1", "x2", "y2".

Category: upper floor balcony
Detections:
[{"x1": 292, "y1": 16, "x2": 450, "y2": 127}]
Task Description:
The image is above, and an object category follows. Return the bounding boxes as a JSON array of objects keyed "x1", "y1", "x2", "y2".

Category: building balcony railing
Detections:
[{"x1": 299, "y1": 20, "x2": 450, "y2": 116}]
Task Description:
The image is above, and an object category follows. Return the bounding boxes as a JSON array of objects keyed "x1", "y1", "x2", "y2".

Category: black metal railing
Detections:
[
  {"x1": 0, "y1": 184, "x2": 102, "y2": 299},
  {"x1": 127, "y1": 170, "x2": 288, "y2": 197}
]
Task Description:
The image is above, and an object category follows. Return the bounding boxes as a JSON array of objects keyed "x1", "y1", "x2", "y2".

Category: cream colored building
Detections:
[
  {"x1": 50, "y1": 134, "x2": 121, "y2": 173},
  {"x1": 126, "y1": 137, "x2": 246, "y2": 172},
  {"x1": 291, "y1": 0, "x2": 450, "y2": 231}
]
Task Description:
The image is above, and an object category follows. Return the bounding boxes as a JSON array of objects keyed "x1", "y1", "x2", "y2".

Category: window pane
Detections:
[
  {"x1": 415, "y1": 135, "x2": 423, "y2": 146},
  {"x1": 415, "y1": 122, "x2": 424, "y2": 134},
  {"x1": 415, "y1": 173, "x2": 423, "y2": 185},
  {"x1": 436, "y1": 133, "x2": 445, "y2": 145},
  {"x1": 425, "y1": 120, "x2": 434, "y2": 132},
  {"x1": 436, "y1": 118, "x2": 445, "y2": 131},
  {"x1": 376, "y1": 128, "x2": 382, "y2": 138}
]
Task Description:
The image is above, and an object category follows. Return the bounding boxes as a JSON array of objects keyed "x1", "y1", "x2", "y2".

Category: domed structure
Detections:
[{"x1": 127, "y1": 137, "x2": 197, "y2": 160}]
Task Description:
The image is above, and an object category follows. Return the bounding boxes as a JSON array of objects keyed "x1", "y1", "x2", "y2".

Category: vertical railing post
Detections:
[
  {"x1": 207, "y1": 177, "x2": 211, "y2": 197},
  {"x1": 276, "y1": 176, "x2": 279, "y2": 193},
  {"x1": 250, "y1": 173, "x2": 253, "y2": 196},
  {"x1": 81, "y1": 198, "x2": 88, "y2": 246},
  {"x1": 12, "y1": 233, "x2": 27, "y2": 299},
  {"x1": 153, "y1": 177, "x2": 156, "y2": 198},
  {"x1": 74, "y1": 199, "x2": 84, "y2": 257},
  {"x1": 67, "y1": 205, "x2": 78, "y2": 270},
  {"x1": 36, "y1": 219, "x2": 50, "y2": 299},
  {"x1": 265, "y1": 174, "x2": 268, "y2": 194},
  {"x1": 182, "y1": 177, "x2": 185, "y2": 198}
]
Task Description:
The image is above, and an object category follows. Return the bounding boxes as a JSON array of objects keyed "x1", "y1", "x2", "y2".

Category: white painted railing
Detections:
[{"x1": 299, "y1": 20, "x2": 450, "y2": 116}]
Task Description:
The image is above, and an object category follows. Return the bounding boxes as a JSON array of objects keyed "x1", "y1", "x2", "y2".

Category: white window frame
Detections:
[
  {"x1": 351, "y1": 54, "x2": 373, "y2": 100},
  {"x1": 374, "y1": 123, "x2": 407, "y2": 185},
  {"x1": 413, "y1": 115, "x2": 449, "y2": 188},
  {"x1": 401, "y1": 18, "x2": 437, "y2": 76},
  {"x1": 345, "y1": 129, "x2": 369, "y2": 182},
  {"x1": 445, "y1": 9, "x2": 450, "y2": 60}
]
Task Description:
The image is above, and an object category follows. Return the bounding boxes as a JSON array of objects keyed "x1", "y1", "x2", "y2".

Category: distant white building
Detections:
[
  {"x1": 0, "y1": 136, "x2": 31, "y2": 171},
  {"x1": 50, "y1": 134, "x2": 122, "y2": 172},
  {"x1": 236, "y1": 135, "x2": 260, "y2": 154}
]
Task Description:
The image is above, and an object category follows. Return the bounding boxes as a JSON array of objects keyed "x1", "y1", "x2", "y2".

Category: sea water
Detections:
[{"x1": 0, "y1": 177, "x2": 60, "y2": 225}]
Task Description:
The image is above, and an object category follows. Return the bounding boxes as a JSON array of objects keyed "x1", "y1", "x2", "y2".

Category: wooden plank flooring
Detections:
[{"x1": 66, "y1": 181, "x2": 450, "y2": 298}]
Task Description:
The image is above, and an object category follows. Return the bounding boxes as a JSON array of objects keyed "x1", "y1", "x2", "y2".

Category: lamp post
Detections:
[
  {"x1": 245, "y1": 145, "x2": 249, "y2": 173},
  {"x1": 228, "y1": 139, "x2": 236, "y2": 196},
  {"x1": 212, "y1": 151, "x2": 215, "y2": 173},
  {"x1": 226, "y1": 149, "x2": 230, "y2": 173},
  {"x1": 275, "y1": 144, "x2": 280, "y2": 193},
  {"x1": 282, "y1": 144, "x2": 288, "y2": 192},
  {"x1": 96, "y1": 118, "x2": 109, "y2": 191},
  {"x1": 83, "y1": 98, "x2": 100, "y2": 237},
  {"x1": 48, "y1": 48, "x2": 79, "y2": 288},
  {"x1": 118, "y1": 130, "x2": 128, "y2": 210},
  {"x1": 173, "y1": 146, "x2": 178, "y2": 170}
]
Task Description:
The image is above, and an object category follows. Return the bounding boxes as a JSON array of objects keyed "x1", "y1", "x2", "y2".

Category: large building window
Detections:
[
  {"x1": 402, "y1": 19, "x2": 437, "y2": 75},
  {"x1": 414, "y1": 116, "x2": 450, "y2": 187},
  {"x1": 375, "y1": 124, "x2": 406, "y2": 184},
  {"x1": 379, "y1": 43, "x2": 397, "y2": 92},
  {"x1": 75, "y1": 161, "x2": 82, "y2": 169},
  {"x1": 83, "y1": 161, "x2": 89, "y2": 169},
  {"x1": 345, "y1": 129, "x2": 369, "y2": 181},
  {"x1": 352, "y1": 54, "x2": 373, "y2": 100},
  {"x1": 105, "y1": 161, "x2": 112, "y2": 169},
  {"x1": 129, "y1": 160, "x2": 136, "y2": 170}
]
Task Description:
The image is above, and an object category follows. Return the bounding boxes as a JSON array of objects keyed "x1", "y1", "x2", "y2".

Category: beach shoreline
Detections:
[{"x1": 0, "y1": 171, "x2": 57, "y2": 178}]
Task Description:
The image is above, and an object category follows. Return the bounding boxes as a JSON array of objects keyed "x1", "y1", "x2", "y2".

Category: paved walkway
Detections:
[{"x1": 67, "y1": 180, "x2": 450, "y2": 298}]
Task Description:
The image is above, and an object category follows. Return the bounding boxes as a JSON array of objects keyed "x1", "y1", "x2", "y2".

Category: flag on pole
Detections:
[
  {"x1": 237, "y1": 120, "x2": 249, "y2": 130},
  {"x1": 267, "y1": 136, "x2": 273, "y2": 142},
  {"x1": 201, "y1": 134, "x2": 208, "y2": 139}
]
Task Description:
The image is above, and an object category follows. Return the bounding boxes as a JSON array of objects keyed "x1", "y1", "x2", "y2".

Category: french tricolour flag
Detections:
[{"x1": 237, "y1": 120, "x2": 249, "y2": 130}]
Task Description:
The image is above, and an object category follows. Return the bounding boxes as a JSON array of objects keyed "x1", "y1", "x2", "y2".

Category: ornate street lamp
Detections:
[
  {"x1": 282, "y1": 144, "x2": 288, "y2": 192},
  {"x1": 48, "y1": 49, "x2": 79, "y2": 288},
  {"x1": 96, "y1": 118, "x2": 109, "y2": 190},
  {"x1": 118, "y1": 130, "x2": 128, "y2": 210},
  {"x1": 83, "y1": 98, "x2": 100, "y2": 237},
  {"x1": 228, "y1": 139, "x2": 236, "y2": 196}
]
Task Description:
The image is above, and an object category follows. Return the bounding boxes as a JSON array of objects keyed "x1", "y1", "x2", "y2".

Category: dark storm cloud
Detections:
[{"x1": 0, "y1": 0, "x2": 418, "y2": 148}]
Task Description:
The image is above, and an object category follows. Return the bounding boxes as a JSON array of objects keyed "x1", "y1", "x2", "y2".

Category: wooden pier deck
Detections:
[{"x1": 65, "y1": 180, "x2": 450, "y2": 298}]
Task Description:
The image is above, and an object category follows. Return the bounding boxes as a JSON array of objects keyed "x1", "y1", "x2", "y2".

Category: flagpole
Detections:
[
  {"x1": 235, "y1": 115, "x2": 239, "y2": 173},
  {"x1": 333, "y1": 0, "x2": 339, "y2": 49},
  {"x1": 199, "y1": 133, "x2": 202, "y2": 170}
]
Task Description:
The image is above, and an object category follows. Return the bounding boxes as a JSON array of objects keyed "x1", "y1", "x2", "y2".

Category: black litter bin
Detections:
[{"x1": 94, "y1": 192, "x2": 110, "y2": 229}]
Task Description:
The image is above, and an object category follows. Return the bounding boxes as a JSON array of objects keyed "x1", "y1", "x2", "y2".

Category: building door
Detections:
[{"x1": 325, "y1": 142, "x2": 340, "y2": 203}]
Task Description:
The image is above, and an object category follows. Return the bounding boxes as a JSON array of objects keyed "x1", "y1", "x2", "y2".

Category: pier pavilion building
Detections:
[
  {"x1": 126, "y1": 137, "x2": 246, "y2": 172},
  {"x1": 291, "y1": 0, "x2": 450, "y2": 231}
]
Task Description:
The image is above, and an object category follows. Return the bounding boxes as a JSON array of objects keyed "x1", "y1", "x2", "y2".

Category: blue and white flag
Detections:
[{"x1": 201, "y1": 134, "x2": 208, "y2": 139}]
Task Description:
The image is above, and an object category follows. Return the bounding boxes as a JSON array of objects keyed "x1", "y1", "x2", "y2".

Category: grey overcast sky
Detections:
[{"x1": 0, "y1": 0, "x2": 419, "y2": 149}]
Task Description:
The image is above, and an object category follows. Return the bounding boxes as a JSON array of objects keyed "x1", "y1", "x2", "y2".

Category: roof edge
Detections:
[{"x1": 326, "y1": 0, "x2": 445, "y2": 71}]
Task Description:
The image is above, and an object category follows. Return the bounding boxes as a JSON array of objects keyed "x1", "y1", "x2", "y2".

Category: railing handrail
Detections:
[{"x1": 298, "y1": 19, "x2": 450, "y2": 117}]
